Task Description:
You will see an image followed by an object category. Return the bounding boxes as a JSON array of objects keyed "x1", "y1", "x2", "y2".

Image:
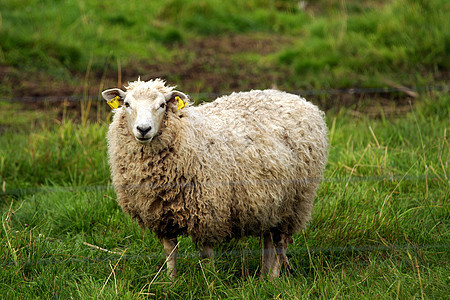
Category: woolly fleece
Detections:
[{"x1": 107, "y1": 79, "x2": 328, "y2": 247}]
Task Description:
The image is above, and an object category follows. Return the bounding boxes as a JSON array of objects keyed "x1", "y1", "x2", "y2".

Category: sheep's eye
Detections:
[
  {"x1": 160, "y1": 102, "x2": 166, "y2": 109},
  {"x1": 124, "y1": 102, "x2": 130, "y2": 108}
]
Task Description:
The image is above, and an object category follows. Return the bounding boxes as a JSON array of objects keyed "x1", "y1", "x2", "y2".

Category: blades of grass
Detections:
[
  {"x1": 438, "y1": 127, "x2": 448, "y2": 180},
  {"x1": 139, "y1": 241, "x2": 180, "y2": 296},
  {"x1": 415, "y1": 257, "x2": 425, "y2": 300},
  {"x1": 2, "y1": 201, "x2": 18, "y2": 266},
  {"x1": 303, "y1": 231, "x2": 318, "y2": 281},
  {"x1": 379, "y1": 163, "x2": 415, "y2": 218},
  {"x1": 198, "y1": 259, "x2": 211, "y2": 289},
  {"x1": 117, "y1": 57, "x2": 122, "y2": 88},
  {"x1": 368, "y1": 125, "x2": 380, "y2": 148},
  {"x1": 409, "y1": 101, "x2": 429, "y2": 199},
  {"x1": 329, "y1": 115, "x2": 337, "y2": 146},
  {"x1": 98, "y1": 248, "x2": 127, "y2": 297},
  {"x1": 82, "y1": 242, "x2": 122, "y2": 255},
  {"x1": 81, "y1": 55, "x2": 93, "y2": 127}
]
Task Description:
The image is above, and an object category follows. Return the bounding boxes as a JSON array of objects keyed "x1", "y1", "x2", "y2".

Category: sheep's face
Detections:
[
  {"x1": 123, "y1": 91, "x2": 168, "y2": 144},
  {"x1": 102, "y1": 87, "x2": 188, "y2": 145}
]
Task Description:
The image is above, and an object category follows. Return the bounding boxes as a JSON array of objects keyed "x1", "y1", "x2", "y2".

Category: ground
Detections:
[
  {"x1": 1, "y1": 33, "x2": 418, "y2": 122},
  {"x1": 1, "y1": 34, "x2": 296, "y2": 98}
]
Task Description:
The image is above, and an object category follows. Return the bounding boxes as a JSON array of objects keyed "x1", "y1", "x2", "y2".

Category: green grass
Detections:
[
  {"x1": 0, "y1": 0, "x2": 306, "y2": 75},
  {"x1": 277, "y1": 0, "x2": 450, "y2": 89},
  {"x1": 0, "y1": 0, "x2": 448, "y2": 297},
  {"x1": 0, "y1": 93, "x2": 448, "y2": 298},
  {"x1": 0, "y1": 0, "x2": 448, "y2": 95}
]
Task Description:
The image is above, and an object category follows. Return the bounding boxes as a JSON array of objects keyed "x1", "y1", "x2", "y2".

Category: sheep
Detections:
[{"x1": 102, "y1": 78, "x2": 328, "y2": 278}]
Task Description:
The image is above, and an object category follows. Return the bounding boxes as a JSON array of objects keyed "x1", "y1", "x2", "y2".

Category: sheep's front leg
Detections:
[
  {"x1": 163, "y1": 237, "x2": 178, "y2": 278},
  {"x1": 200, "y1": 245, "x2": 215, "y2": 270},
  {"x1": 262, "y1": 232, "x2": 276, "y2": 276}
]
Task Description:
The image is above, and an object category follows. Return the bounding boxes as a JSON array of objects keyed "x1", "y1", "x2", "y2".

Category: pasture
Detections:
[
  {"x1": 0, "y1": 0, "x2": 448, "y2": 298},
  {"x1": 0, "y1": 93, "x2": 448, "y2": 298}
]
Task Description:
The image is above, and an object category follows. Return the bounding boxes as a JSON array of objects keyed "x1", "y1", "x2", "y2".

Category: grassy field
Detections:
[
  {"x1": 0, "y1": 0, "x2": 448, "y2": 96},
  {"x1": 0, "y1": 93, "x2": 448, "y2": 298},
  {"x1": 0, "y1": 0, "x2": 449, "y2": 298}
]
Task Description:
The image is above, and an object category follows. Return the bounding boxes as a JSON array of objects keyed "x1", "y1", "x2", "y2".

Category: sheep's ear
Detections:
[
  {"x1": 102, "y1": 88, "x2": 127, "y2": 109},
  {"x1": 165, "y1": 91, "x2": 189, "y2": 110}
]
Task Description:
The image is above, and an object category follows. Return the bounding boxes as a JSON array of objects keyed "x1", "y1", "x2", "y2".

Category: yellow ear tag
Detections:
[
  {"x1": 107, "y1": 96, "x2": 120, "y2": 109},
  {"x1": 176, "y1": 96, "x2": 186, "y2": 110}
]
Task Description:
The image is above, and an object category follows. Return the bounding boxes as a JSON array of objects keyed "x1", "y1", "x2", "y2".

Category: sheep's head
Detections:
[{"x1": 102, "y1": 79, "x2": 189, "y2": 144}]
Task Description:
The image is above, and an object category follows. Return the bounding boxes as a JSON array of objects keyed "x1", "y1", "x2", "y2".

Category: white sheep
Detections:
[{"x1": 102, "y1": 78, "x2": 328, "y2": 278}]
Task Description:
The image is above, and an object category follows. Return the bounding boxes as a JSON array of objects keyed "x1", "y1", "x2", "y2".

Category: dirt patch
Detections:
[
  {"x1": 184, "y1": 34, "x2": 295, "y2": 56},
  {"x1": 121, "y1": 34, "x2": 296, "y2": 95},
  {"x1": 0, "y1": 65, "x2": 79, "y2": 98},
  {"x1": 1, "y1": 33, "x2": 418, "y2": 118},
  {"x1": 1, "y1": 34, "x2": 296, "y2": 98}
]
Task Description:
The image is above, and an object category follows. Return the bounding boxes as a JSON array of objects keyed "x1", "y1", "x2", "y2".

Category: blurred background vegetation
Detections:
[{"x1": 0, "y1": 0, "x2": 448, "y2": 97}]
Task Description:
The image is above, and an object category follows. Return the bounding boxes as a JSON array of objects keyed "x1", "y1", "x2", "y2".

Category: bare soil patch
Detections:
[
  {"x1": 121, "y1": 34, "x2": 296, "y2": 94},
  {"x1": 1, "y1": 34, "x2": 295, "y2": 98},
  {"x1": 2, "y1": 33, "x2": 417, "y2": 119}
]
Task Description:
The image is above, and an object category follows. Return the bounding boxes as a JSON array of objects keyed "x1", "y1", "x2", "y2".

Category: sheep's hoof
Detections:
[{"x1": 167, "y1": 269, "x2": 177, "y2": 280}]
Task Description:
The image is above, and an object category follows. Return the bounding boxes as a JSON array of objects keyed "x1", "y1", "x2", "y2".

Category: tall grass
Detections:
[
  {"x1": 0, "y1": 93, "x2": 448, "y2": 298},
  {"x1": 0, "y1": 118, "x2": 109, "y2": 191}
]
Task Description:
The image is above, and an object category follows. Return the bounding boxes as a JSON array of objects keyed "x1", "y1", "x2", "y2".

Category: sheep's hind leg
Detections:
[
  {"x1": 163, "y1": 237, "x2": 178, "y2": 279},
  {"x1": 274, "y1": 233, "x2": 292, "y2": 277},
  {"x1": 262, "y1": 232, "x2": 292, "y2": 278}
]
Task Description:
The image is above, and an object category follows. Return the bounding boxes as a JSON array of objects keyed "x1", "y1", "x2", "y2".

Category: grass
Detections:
[
  {"x1": 0, "y1": 0, "x2": 305, "y2": 76},
  {"x1": 0, "y1": 0, "x2": 448, "y2": 298},
  {"x1": 277, "y1": 0, "x2": 450, "y2": 89},
  {"x1": 0, "y1": 0, "x2": 448, "y2": 95},
  {"x1": 0, "y1": 92, "x2": 448, "y2": 298}
]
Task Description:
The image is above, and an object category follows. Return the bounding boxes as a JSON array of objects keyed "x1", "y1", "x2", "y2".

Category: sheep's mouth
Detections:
[{"x1": 136, "y1": 137, "x2": 152, "y2": 143}]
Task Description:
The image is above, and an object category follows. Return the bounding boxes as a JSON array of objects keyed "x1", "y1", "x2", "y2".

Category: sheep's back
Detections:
[{"x1": 183, "y1": 90, "x2": 328, "y2": 237}]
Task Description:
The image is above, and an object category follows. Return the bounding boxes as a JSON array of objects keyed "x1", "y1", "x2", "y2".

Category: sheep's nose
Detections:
[{"x1": 137, "y1": 125, "x2": 151, "y2": 136}]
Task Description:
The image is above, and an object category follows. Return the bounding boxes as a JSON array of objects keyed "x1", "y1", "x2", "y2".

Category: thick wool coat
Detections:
[{"x1": 107, "y1": 85, "x2": 328, "y2": 247}]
